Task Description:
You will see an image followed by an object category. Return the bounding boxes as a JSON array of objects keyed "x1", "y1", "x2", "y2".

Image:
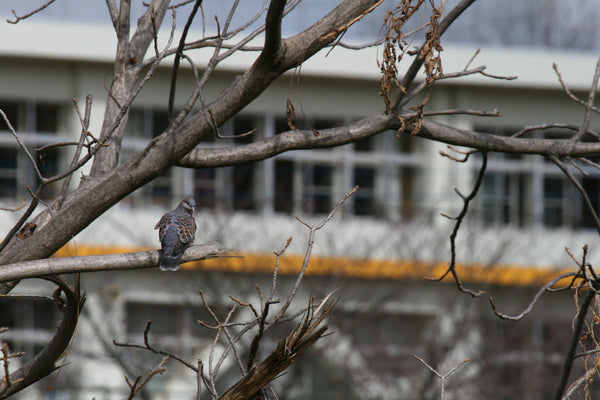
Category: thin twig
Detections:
[
  {"x1": 572, "y1": 57, "x2": 600, "y2": 142},
  {"x1": 0, "y1": 185, "x2": 43, "y2": 253},
  {"x1": 6, "y1": 0, "x2": 56, "y2": 24},
  {"x1": 397, "y1": 64, "x2": 516, "y2": 110},
  {"x1": 124, "y1": 355, "x2": 169, "y2": 400},
  {"x1": 489, "y1": 271, "x2": 579, "y2": 320},
  {"x1": 412, "y1": 354, "x2": 471, "y2": 400},
  {"x1": 0, "y1": 110, "x2": 44, "y2": 182},
  {"x1": 54, "y1": 96, "x2": 94, "y2": 209},
  {"x1": 168, "y1": 0, "x2": 203, "y2": 121},
  {"x1": 272, "y1": 185, "x2": 358, "y2": 323},
  {"x1": 511, "y1": 123, "x2": 600, "y2": 139},
  {"x1": 439, "y1": 145, "x2": 477, "y2": 162},
  {"x1": 113, "y1": 320, "x2": 198, "y2": 372},
  {"x1": 554, "y1": 63, "x2": 600, "y2": 116},
  {"x1": 551, "y1": 155, "x2": 600, "y2": 235},
  {"x1": 0, "y1": 200, "x2": 26, "y2": 212},
  {"x1": 429, "y1": 152, "x2": 487, "y2": 297}
]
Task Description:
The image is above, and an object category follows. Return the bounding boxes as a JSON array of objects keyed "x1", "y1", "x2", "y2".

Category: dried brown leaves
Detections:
[{"x1": 379, "y1": 0, "x2": 445, "y2": 116}]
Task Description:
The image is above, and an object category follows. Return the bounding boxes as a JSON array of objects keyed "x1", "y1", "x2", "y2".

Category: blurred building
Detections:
[{"x1": 1, "y1": 2, "x2": 600, "y2": 399}]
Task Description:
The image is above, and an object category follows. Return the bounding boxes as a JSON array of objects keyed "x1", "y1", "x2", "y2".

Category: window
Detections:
[
  {"x1": 353, "y1": 167, "x2": 376, "y2": 216},
  {"x1": 482, "y1": 314, "x2": 600, "y2": 399},
  {"x1": 399, "y1": 166, "x2": 418, "y2": 220},
  {"x1": 35, "y1": 103, "x2": 60, "y2": 133},
  {"x1": 480, "y1": 170, "x2": 529, "y2": 227},
  {"x1": 303, "y1": 164, "x2": 333, "y2": 214},
  {"x1": 473, "y1": 127, "x2": 533, "y2": 227},
  {"x1": 472, "y1": 125, "x2": 600, "y2": 229},
  {"x1": 543, "y1": 177, "x2": 578, "y2": 228},
  {"x1": 116, "y1": 111, "x2": 425, "y2": 219},
  {"x1": 122, "y1": 108, "x2": 177, "y2": 205},
  {"x1": 124, "y1": 301, "x2": 219, "y2": 359},
  {"x1": 0, "y1": 148, "x2": 17, "y2": 198},
  {"x1": 274, "y1": 160, "x2": 294, "y2": 213},
  {"x1": 194, "y1": 168, "x2": 217, "y2": 209},
  {"x1": 0, "y1": 296, "x2": 60, "y2": 363},
  {"x1": 232, "y1": 165, "x2": 256, "y2": 211},
  {"x1": 334, "y1": 310, "x2": 433, "y2": 377},
  {"x1": 581, "y1": 177, "x2": 600, "y2": 228},
  {"x1": 0, "y1": 100, "x2": 62, "y2": 200}
]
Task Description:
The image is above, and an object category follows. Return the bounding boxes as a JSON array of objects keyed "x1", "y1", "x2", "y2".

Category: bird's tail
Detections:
[{"x1": 159, "y1": 250, "x2": 182, "y2": 271}]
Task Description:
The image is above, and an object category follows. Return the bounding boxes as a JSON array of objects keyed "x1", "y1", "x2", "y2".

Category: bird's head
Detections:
[{"x1": 180, "y1": 197, "x2": 196, "y2": 214}]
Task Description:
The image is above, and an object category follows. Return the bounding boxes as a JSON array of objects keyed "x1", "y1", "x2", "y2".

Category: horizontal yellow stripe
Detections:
[{"x1": 54, "y1": 244, "x2": 575, "y2": 287}]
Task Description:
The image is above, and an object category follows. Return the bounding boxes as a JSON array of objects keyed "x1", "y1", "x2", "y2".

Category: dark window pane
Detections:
[
  {"x1": 233, "y1": 164, "x2": 255, "y2": 211},
  {"x1": 37, "y1": 146, "x2": 61, "y2": 199},
  {"x1": 0, "y1": 147, "x2": 17, "y2": 198},
  {"x1": 152, "y1": 109, "x2": 169, "y2": 137},
  {"x1": 0, "y1": 102, "x2": 20, "y2": 131},
  {"x1": 304, "y1": 165, "x2": 332, "y2": 214},
  {"x1": 275, "y1": 117, "x2": 289, "y2": 134},
  {"x1": 543, "y1": 177, "x2": 563, "y2": 227},
  {"x1": 581, "y1": 177, "x2": 600, "y2": 228},
  {"x1": 312, "y1": 118, "x2": 338, "y2": 131},
  {"x1": 125, "y1": 108, "x2": 145, "y2": 138},
  {"x1": 148, "y1": 170, "x2": 172, "y2": 206},
  {"x1": 126, "y1": 303, "x2": 182, "y2": 336},
  {"x1": 275, "y1": 160, "x2": 293, "y2": 213},
  {"x1": 0, "y1": 298, "x2": 57, "y2": 330},
  {"x1": 231, "y1": 115, "x2": 256, "y2": 144},
  {"x1": 396, "y1": 132, "x2": 414, "y2": 153},
  {"x1": 481, "y1": 172, "x2": 528, "y2": 227},
  {"x1": 354, "y1": 167, "x2": 375, "y2": 216},
  {"x1": 354, "y1": 136, "x2": 375, "y2": 152},
  {"x1": 32, "y1": 300, "x2": 56, "y2": 330},
  {"x1": 400, "y1": 167, "x2": 416, "y2": 220},
  {"x1": 36, "y1": 103, "x2": 59, "y2": 133},
  {"x1": 194, "y1": 169, "x2": 216, "y2": 209}
]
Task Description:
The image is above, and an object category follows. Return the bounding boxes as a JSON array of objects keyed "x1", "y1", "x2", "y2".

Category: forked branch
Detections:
[
  {"x1": 219, "y1": 295, "x2": 336, "y2": 400},
  {"x1": 430, "y1": 152, "x2": 487, "y2": 297}
]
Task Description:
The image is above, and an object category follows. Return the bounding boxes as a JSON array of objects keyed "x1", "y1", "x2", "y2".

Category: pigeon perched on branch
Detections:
[{"x1": 155, "y1": 198, "x2": 197, "y2": 271}]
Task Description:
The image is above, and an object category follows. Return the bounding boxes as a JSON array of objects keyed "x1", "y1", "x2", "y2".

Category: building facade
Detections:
[{"x1": 1, "y1": 6, "x2": 600, "y2": 400}]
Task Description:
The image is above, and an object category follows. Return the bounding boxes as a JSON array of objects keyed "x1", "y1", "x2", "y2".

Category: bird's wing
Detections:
[
  {"x1": 174, "y1": 214, "x2": 196, "y2": 244},
  {"x1": 154, "y1": 214, "x2": 171, "y2": 241}
]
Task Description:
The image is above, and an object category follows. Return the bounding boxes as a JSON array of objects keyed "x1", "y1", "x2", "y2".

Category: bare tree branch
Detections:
[
  {"x1": 124, "y1": 355, "x2": 169, "y2": 400},
  {"x1": 219, "y1": 295, "x2": 335, "y2": 400},
  {"x1": 572, "y1": 57, "x2": 600, "y2": 141},
  {"x1": 393, "y1": 0, "x2": 478, "y2": 111},
  {"x1": 0, "y1": 276, "x2": 84, "y2": 399},
  {"x1": 0, "y1": 0, "x2": 386, "y2": 279},
  {"x1": 511, "y1": 123, "x2": 600, "y2": 139},
  {"x1": 168, "y1": 0, "x2": 203, "y2": 121},
  {"x1": 554, "y1": 288, "x2": 596, "y2": 400},
  {"x1": 412, "y1": 354, "x2": 471, "y2": 400},
  {"x1": 551, "y1": 155, "x2": 600, "y2": 235},
  {"x1": 489, "y1": 271, "x2": 579, "y2": 320},
  {"x1": 272, "y1": 186, "x2": 357, "y2": 323},
  {"x1": 0, "y1": 244, "x2": 227, "y2": 283},
  {"x1": 105, "y1": 0, "x2": 119, "y2": 30},
  {"x1": 6, "y1": 0, "x2": 56, "y2": 24},
  {"x1": 554, "y1": 62, "x2": 600, "y2": 116},
  {"x1": 428, "y1": 152, "x2": 487, "y2": 297},
  {"x1": 114, "y1": 320, "x2": 200, "y2": 374}
]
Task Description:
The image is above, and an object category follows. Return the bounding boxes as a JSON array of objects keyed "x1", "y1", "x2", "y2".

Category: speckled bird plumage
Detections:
[{"x1": 155, "y1": 198, "x2": 196, "y2": 271}]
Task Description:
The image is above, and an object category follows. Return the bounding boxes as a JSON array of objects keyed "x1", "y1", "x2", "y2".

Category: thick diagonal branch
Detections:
[{"x1": 0, "y1": 0, "x2": 383, "y2": 287}]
